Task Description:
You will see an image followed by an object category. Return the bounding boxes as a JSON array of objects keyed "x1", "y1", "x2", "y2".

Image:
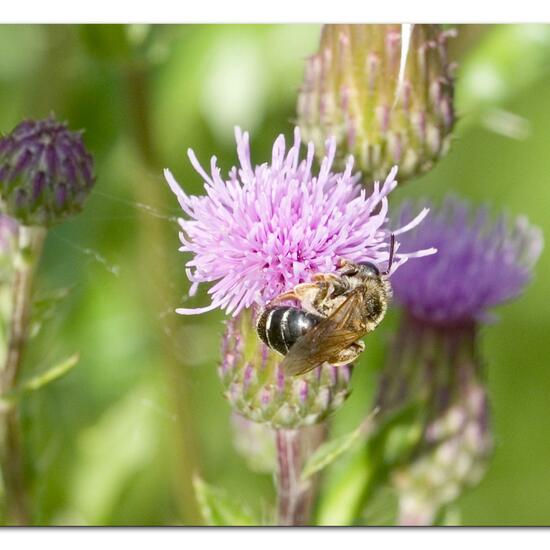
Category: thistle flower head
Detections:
[
  {"x1": 0, "y1": 116, "x2": 95, "y2": 227},
  {"x1": 165, "y1": 127, "x2": 434, "y2": 317},
  {"x1": 392, "y1": 196, "x2": 543, "y2": 326}
]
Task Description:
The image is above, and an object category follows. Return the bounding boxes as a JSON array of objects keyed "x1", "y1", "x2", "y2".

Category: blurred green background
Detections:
[{"x1": 1, "y1": 24, "x2": 548, "y2": 525}]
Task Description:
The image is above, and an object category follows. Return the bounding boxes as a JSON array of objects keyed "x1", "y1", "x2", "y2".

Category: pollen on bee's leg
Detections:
[
  {"x1": 292, "y1": 282, "x2": 322, "y2": 294},
  {"x1": 311, "y1": 273, "x2": 339, "y2": 283},
  {"x1": 286, "y1": 283, "x2": 327, "y2": 313},
  {"x1": 269, "y1": 290, "x2": 301, "y2": 304},
  {"x1": 331, "y1": 343, "x2": 365, "y2": 366}
]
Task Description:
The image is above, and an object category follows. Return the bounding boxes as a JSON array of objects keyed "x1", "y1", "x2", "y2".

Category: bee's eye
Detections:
[
  {"x1": 357, "y1": 262, "x2": 380, "y2": 278},
  {"x1": 338, "y1": 264, "x2": 358, "y2": 276}
]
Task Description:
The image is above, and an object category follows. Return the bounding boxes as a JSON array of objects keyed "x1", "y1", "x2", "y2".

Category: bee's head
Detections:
[
  {"x1": 356, "y1": 261, "x2": 381, "y2": 279},
  {"x1": 339, "y1": 234, "x2": 395, "y2": 280},
  {"x1": 338, "y1": 261, "x2": 381, "y2": 280}
]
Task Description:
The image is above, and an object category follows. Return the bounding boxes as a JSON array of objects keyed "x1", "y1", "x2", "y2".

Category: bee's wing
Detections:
[{"x1": 280, "y1": 290, "x2": 367, "y2": 376}]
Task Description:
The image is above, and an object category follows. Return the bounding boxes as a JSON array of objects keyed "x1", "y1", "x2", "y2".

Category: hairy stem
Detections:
[
  {"x1": 0, "y1": 226, "x2": 46, "y2": 526},
  {"x1": 275, "y1": 424, "x2": 326, "y2": 526},
  {"x1": 276, "y1": 429, "x2": 303, "y2": 526}
]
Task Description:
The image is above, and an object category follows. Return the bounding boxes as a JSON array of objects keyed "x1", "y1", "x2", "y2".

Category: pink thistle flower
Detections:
[{"x1": 165, "y1": 128, "x2": 435, "y2": 317}]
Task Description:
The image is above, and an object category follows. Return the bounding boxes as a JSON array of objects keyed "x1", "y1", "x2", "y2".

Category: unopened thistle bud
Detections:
[
  {"x1": 298, "y1": 25, "x2": 456, "y2": 184},
  {"x1": 0, "y1": 116, "x2": 95, "y2": 227},
  {"x1": 377, "y1": 196, "x2": 543, "y2": 525}
]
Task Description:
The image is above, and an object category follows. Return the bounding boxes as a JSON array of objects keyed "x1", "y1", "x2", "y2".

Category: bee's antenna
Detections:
[{"x1": 383, "y1": 233, "x2": 395, "y2": 276}]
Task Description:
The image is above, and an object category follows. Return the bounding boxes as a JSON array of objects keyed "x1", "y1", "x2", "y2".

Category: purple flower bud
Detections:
[
  {"x1": 31, "y1": 172, "x2": 46, "y2": 201},
  {"x1": 0, "y1": 116, "x2": 95, "y2": 226}
]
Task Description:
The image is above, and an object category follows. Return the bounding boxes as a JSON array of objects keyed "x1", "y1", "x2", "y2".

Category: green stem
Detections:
[
  {"x1": 125, "y1": 62, "x2": 202, "y2": 525},
  {"x1": 0, "y1": 226, "x2": 46, "y2": 526}
]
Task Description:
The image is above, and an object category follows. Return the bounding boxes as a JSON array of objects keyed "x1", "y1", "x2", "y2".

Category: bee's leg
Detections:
[
  {"x1": 269, "y1": 290, "x2": 301, "y2": 304},
  {"x1": 303, "y1": 281, "x2": 346, "y2": 316},
  {"x1": 274, "y1": 281, "x2": 332, "y2": 316},
  {"x1": 329, "y1": 341, "x2": 366, "y2": 366},
  {"x1": 311, "y1": 272, "x2": 340, "y2": 283},
  {"x1": 269, "y1": 283, "x2": 323, "y2": 312},
  {"x1": 311, "y1": 272, "x2": 351, "y2": 297},
  {"x1": 291, "y1": 283, "x2": 328, "y2": 315}
]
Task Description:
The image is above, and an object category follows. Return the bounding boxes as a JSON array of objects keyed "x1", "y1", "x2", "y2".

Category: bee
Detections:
[{"x1": 256, "y1": 236, "x2": 394, "y2": 376}]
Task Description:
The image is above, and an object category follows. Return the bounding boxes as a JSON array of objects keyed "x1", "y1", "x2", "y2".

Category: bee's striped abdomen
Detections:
[{"x1": 257, "y1": 306, "x2": 321, "y2": 356}]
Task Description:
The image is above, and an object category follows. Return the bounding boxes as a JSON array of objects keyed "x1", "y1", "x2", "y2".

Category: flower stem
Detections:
[
  {"x1": 0, "y1": 226, "x2": 46, "y2": 525},
  {"x1": 275, "y1": 424, "x2": 326, "y2": 526}
]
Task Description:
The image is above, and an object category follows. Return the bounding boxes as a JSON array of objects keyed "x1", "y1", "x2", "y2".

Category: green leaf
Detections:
[
  {"x1": 21, "y1": 353, "x2": 79, "y2": 392},
  {"x1": 193, "y1": 475, "x2": 258, "y2": 526},
  {"x1": 0, "y1": 354, "x2": 79, "y2": 406},
  {"x1": 301, "y1": 408, "x2": 379, "y2": 481},
  {"x1": 314, "y1": 402, "x2": 424, "y2": 525},
  {"x1": 368, "y1": 400, "x2": 425, "y2": 468},
  {"x1": 315, "y1": 444, "x2": 375, "y2": 526}
]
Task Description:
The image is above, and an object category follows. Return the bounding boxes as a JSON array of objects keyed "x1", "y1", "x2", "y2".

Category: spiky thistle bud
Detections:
[
  {"x1": 298, "y1": 24, "x2": 456, "y2": 184},
  {"x1": 0, "y1": 116, "x2": 95, "y2": 226},
  {"x1": 376, "y1": 196, "x2": 543, "y2": 525}
]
